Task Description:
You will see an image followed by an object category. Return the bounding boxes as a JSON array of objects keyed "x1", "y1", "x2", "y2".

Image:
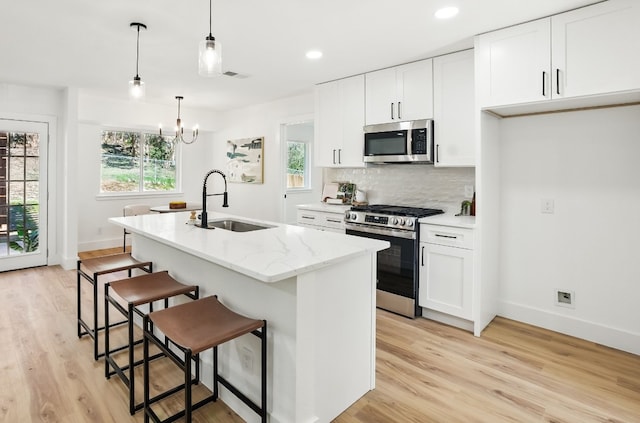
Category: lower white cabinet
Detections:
[
  {"x1": 296, "y1": 206, "x2": 346, "y2": 233},
  {"x1": 419, "y1": 224, "x2": 474, "y2": 320}
]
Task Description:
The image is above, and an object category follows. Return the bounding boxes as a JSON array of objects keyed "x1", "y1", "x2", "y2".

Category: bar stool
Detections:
[
  {"x1": 143, "y1": 295, "x2": 267, "y2": 423},
  {"x1": 104, "y1": 271, "x2": 199, "y2": 415},
  {"x1": 77, "y1": 253, "x2": 153, "y2": 360}
]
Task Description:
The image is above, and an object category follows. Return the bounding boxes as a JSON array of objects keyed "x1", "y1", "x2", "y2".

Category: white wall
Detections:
[
  {"x1": 209, "y1": 93, "x2": 315, "y2": 222},
  {"x1": 76, "y1": 93, "x2": 221, "y2": 251},
  {"x1": 498, "y1": 104, "x2": 640, "y2": 354}
]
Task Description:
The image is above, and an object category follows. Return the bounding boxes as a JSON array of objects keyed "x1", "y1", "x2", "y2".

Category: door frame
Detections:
[
  {"x1": 277, "y1": 113, "x2": 319, "y2": 224},
  {"x1": 0, "y1": 112, "x2": 56, "y2": 270}
]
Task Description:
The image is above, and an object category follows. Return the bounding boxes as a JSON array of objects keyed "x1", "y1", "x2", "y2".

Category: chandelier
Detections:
[{"x1": 160, "y1": 96, "x2": 198, "y2": 145}]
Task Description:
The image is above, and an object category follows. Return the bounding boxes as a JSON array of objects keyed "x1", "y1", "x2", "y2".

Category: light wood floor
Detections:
[{"x1": 1, "y1": 250, "x2": 638, "y2": 422}]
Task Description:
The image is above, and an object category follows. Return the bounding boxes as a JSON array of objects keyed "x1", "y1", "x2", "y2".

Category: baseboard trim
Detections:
[
  {"x1": 499, "y1": 300, "x2": 640, "y2": 356},
  {"x1": 78, "y1": 237, "x2": 122, "y2": 253},
  {"x1": 421, "y1": 308, "x2": 474, "y2": 333}
]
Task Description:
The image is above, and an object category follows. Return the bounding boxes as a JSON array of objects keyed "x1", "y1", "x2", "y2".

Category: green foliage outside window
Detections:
[
  {"x1": 101, "y1": 130, "x2": 177, "y2": 193},
  {"x1": 287, "y1": 141, "x2": 306, "y2": 189}
]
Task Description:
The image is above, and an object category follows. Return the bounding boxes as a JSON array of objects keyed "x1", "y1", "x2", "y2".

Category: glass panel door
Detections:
[{"x1": 0, "y1": 119, "x2": 48, "y2": 271}]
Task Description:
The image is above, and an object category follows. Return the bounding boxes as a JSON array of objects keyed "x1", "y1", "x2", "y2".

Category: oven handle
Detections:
[{"x1": 345, "y1": 223, "x2": 416, "y2": 240}]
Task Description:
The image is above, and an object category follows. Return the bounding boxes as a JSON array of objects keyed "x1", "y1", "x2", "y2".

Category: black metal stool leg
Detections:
[{"x1": 93, "y1": 272, "x2": 99, "y2": 361}]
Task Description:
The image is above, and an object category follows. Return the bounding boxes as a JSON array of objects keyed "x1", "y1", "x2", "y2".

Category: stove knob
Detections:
[
  {"x1": 349, "y1": 212, "x2": 358, "y2": 221},
  {"x1": 392, "y1": 217, "x2": 399, "y2": 225},
  {"x1": 397, "y1": 218, "x2": 405, "y2": 226},
  {"x1": 406, "y1": 220, "x2": 414, "y2": 228}
]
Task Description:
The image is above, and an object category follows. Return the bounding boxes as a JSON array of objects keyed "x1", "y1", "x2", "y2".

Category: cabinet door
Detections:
[
  {"x1": 314, "y1": 76, "x2": 365, "y2": 167},
  {"x1": 476, "y1": 18, "x2": 551, "y2": 107},
  {"x1": 337, "y1": 74, "x2": 365, "y2": 167},
  {"x1": 433, "y1": 50, "x2": 475, "y2": 167},
  {"x1": 419, "y1": 243, "x2": 473, "y2": 320},
  {"x1": 397, "y1": 59, "x2": 433, "y2": 121},
  {"x1": 314, "y1": 82, "x2": 341, "y2": 167},
  {"x1": 552, "y1": 0, "x2": 640, "y2": 98},
  {"x1": 365, "y1": 67, "x2": 397, "y2": 125}
]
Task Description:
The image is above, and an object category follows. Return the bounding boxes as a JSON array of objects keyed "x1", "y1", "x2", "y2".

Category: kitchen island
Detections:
[{"x1": 109, "y1": 211, "x2": 389, "y2": 423}]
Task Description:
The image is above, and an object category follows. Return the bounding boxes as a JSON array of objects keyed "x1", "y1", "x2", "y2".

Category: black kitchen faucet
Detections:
[{"x1": 200, "y1": 169, "x2": 228, "y2": 228}]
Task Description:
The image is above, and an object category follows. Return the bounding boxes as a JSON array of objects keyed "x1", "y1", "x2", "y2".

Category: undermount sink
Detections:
[{"x1": 199, "y1": 219, "x2": 273, "y2": 232}]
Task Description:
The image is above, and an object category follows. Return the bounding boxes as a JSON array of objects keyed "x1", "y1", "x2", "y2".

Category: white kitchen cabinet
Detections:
[
  {"x1": 365, "y1": 59, "x2": 433, "y2": 125},
  {"x1": 476, "y1": 0, "x2": 640, "y2": 108},
  {"x1": 314, "y1": 75, "x2": 365, "y2": 168},
  {"x1": 433, "y1": 50, "x2": 475, "y2": 167},
  {"x1": 419, "y1": 224, "x2": 474, "y2": 320},
  {"x1": 296, "y1": 205, "x2": 347, "y2": 233}
]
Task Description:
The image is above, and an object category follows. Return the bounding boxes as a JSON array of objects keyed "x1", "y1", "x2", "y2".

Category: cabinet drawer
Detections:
[
  {"x1": 297, "y1": 210, "x2": 345, "y2": 231},
  {"x1": 421, "y1": 224, "x2": 474, "y2": 249}
]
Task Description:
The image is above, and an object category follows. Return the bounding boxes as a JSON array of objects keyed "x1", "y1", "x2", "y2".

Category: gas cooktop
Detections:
[{"x1": 350, "y1": 204, "x2": 444, "y2": 218}]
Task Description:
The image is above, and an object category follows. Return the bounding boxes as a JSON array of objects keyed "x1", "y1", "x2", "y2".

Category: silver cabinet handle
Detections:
[
  {"x1": 435, "y1": 234, "x2": 458, "y2": 239},
  {"x1": 301, "y1": 215, "x2": 316, "y2": 220},
  {"x1": 398, "y1": 101, "x2": 402, "y2": 120},
  {"x1": 542, "y1": 71, "x2": 546, "y2": 96},
  {"x1": 421, "y1": 246, "x2": 425, "y2": 266},
  {"x1": 391, "y1": 103, "x2": 394, "y2": 120},
  {"x1": 556, "y1": 69, "x2": 560, "y2": 95},
  {"x1": 332, "y1": 149, "x2": 336, "y2": 164},
  {"x1": 338, "y1": 149, "x2": 342, "y2": 164}
]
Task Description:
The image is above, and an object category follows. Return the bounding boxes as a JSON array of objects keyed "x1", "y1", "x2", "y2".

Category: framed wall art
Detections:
[{"x1": 226, "y1": 137, "x2": 264, "y2": 184}]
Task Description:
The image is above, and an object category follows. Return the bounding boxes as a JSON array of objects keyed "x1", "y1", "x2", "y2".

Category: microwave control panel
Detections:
[{"x1": 411, "y1": 128, "x2": 428, "y2": 154}]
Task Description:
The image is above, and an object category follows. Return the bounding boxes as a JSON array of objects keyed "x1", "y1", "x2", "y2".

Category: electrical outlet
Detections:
[
  {"x1": 240, "y1": 346, "x2": 253, "y2": 371},
  {"x1": 97, "y1": 226, "x2": 103, "y2": 235},
  {"x1": 464, "y1": 185, "x2": 474, "y2": 199},
  {"x1": 555, "y1": 290, "x2": 575, "y2": 308},
  {"x1": 541, "y1": 199, "x2": 554, "y2": 214}
]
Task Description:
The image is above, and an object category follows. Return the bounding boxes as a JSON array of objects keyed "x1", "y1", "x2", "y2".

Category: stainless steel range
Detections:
[{"x1": 344, "y1": 204, "x2": 444, "y2": 318}]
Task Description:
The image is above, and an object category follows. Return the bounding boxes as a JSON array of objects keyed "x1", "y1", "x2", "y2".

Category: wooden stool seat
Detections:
[
  {"x1": 105, "y1": 271, "x2": 199, "y2": 415},
  {"x1": 77, "y1": 252, "x2": 152, "y2": 361},
  {"x1": 110, "y1": 271, "x2": 197, "y2": 306},
  {"x1": 149, "y1": 295, "x2": 264, "y2": 354},
  {"x1": 143, "y1": 295, "x2": 267, "y2": 423}
]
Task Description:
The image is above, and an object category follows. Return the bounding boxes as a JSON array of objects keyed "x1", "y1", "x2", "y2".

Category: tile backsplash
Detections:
[{"x1": 325, "y1": 165, "x2": 475, "y2": 214}]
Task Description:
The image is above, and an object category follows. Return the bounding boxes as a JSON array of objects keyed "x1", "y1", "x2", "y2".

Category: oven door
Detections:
[{"x1": 346, "y1": 225, "x2": 420, "y2": 317}]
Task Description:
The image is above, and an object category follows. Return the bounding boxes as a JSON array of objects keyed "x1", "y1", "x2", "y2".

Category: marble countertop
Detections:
[
  {"x1": 418, "y1": 213, "x2": 476, "y2": 229},
  {"x1": 109, "y1": 211, "x2": 389, "y2": 283}
]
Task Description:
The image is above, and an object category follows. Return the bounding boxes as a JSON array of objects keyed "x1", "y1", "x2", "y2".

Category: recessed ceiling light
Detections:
[
  {"x1": 306, "y1": 50, "x2": 323, "y2": 60},
  {"x1": 435, "y1": 6, "x2": 459, "y2": 19}
]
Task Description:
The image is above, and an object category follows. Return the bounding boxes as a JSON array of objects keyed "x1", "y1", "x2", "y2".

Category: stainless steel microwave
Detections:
[{"x1": 363, "y1": 119, "x2": 434, "y2": 164}]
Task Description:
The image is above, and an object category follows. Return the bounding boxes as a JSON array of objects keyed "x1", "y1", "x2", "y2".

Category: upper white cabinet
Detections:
[
  {"x1": 552, "y1": 0, "x2": 640, "y2": 98},
  {"x1": 476, "y1": 0, "x2": 640, "y2": 108},
  {"x1": 365, "y1": 59, "x2": 433, "y2": 125},
  {"x1": 314, "y1": 75, "x2": 365, "y2": 168},
  {"x1": 433, "y1": 50, "x2": 475, "y2": 167}
]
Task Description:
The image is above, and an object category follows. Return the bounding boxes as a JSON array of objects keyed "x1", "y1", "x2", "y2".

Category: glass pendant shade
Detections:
[
  {"x1": 129, "y1": 22, "x2": 147, "y2": 100},
  {"x1": 199, "y1": 36, "x2": 222, "y2": 76},
  {"x1": 129, "y1": 76, "x2": 145, "y2": 99}
]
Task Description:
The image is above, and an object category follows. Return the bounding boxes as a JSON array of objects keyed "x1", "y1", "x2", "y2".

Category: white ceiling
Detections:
[{"x1": 1, "y1": 0, "x2": 599, "y2": 111}]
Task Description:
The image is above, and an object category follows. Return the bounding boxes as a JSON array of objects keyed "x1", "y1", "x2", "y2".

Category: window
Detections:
[
  {"x1": 100, "y1": 130, "x2": 178, "y2": 194},
  {"x1": 286, "y1": 140, "x2": 310, "y2": 189}
]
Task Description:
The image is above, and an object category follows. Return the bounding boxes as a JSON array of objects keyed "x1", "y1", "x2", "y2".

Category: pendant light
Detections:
[
  {"x1": 129, "y1": 22, "x2": 147, "y2": 99},
  {"x1": 160, "y1": 96, "x2": 199, "y2": 144},
  {"x1": 198, "y1": 0, "x2": 222, "y2": 76}
]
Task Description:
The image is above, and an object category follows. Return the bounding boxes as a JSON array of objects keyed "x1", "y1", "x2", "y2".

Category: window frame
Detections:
[
  {"x1": 97, "y1": 127, "x2": 182, "y2": 199},
  {"x1": 285, "y1": 138, "x2": 312, "y2": 192}
]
